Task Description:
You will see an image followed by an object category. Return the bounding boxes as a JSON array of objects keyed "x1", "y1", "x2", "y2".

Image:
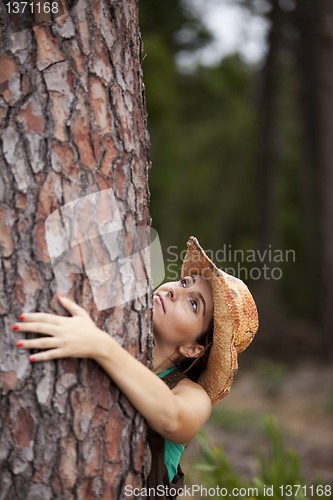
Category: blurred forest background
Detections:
[
  {"x1": 139, "y1": 0, "x2": 333, "y2": 364},
  {"x1": 139, "y1": 0, "x2": 333, "y2": 489}
]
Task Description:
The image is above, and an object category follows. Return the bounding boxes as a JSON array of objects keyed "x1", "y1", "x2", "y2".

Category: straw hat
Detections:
[{"x1": 181, "y1": 236, "x2": 259, "y2": 405}]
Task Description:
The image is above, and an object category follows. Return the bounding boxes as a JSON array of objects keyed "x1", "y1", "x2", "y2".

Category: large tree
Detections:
[
  {"x1": 315, "y1": 0, "x2": 333, "y2": 359},
  {"x1": 0, "y1": 0, "x2": 152, "y2": 497},
  {"x1": 294, "y1": 0, "x2": 333, "y2": 357}
]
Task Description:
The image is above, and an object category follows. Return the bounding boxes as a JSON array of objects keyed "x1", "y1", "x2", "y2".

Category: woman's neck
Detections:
[{"x1": 152, "y1": 340, "x2": 177, "y2": 374}]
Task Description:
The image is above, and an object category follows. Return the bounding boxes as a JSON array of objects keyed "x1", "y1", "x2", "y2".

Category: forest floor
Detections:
[{"x1": 181, "y1": 362, "x2": 333, "y2": 489}]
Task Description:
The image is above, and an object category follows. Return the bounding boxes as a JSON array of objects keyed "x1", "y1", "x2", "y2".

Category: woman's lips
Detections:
[{"x1": 155, "y1": 294, "x2": 165, "y2": 313}]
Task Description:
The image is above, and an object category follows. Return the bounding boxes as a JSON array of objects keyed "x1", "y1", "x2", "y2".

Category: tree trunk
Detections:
[
  {"x1": 294, "y1": 0, "x2": 318, "y2": 226},
  {"x1": 256, "y1": 0, "x2": 283, "y2": 269},
  {"x1": 0, "y1": 1, "x2": 152, "y2": 498},
  {"x1": 294, "y1": 0, "x2": 320, "y2": 319},
  {"x1": 315, "y1": 0, "x2": 333, "y2": 359},
  {"x1": 294, "y1": 0, "x2": 333, "y2": 357}
]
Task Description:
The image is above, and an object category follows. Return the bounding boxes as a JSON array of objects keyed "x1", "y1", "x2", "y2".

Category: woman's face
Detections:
[{"x1": 153, "y1": 275, "x2": 214, "y2": 348}]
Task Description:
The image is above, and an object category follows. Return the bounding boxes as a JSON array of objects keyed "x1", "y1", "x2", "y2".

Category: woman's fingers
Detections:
[
  {"x1": 14, "y1": 296, "x2": 98, "y2": 362},
  {"x1": 29, "y1": 348, "x2": 65, "y2": 363},
  {"x1": 19, "y1": 312, "x2": 62, "y2": 325},
  {"x1": 58, "y1": 294, "x2": 87, "y2": 317},
  {"x1": 17, "y1": 296, "x2": 87, "y2": 327},
  {"x1": 17, "y1": 337, "x2": 62, "y2": 350},
  {"x1": 14, "y1": 322, "x2": 59, "y2": 336}
]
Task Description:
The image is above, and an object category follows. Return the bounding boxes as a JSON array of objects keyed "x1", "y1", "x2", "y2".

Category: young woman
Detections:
[{"x1": 14, "y1": 236, "x2": 259, "y2": 498}]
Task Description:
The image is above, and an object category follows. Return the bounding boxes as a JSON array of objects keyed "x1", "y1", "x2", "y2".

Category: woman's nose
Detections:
[{"x1": 168, "y1": 285, "x2": 179, "y2": 301}]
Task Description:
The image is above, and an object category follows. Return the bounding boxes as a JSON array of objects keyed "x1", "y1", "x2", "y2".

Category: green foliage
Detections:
[
  {"x1": 194, "y1": 429, "x2": 249, "y2": 497},
  {"x1": 209, "y1": 407, "x2": 261, "y2": 431},
  {"x1": 141, "y1": 34, "x2": 179, "y2": 119},
  {"x1": 191, "y1": 416, "x2": 331, "y2": 500},
  {"x1": 140, "y1": 0, "x2": 260, "y2": 263},
  {"x1": 139, "y1": 0, "x2": 212, "y2": 55},
  {"x1": 255, "y1": 415, "x2": 306, "y2": 496},
  {"x1": 139, "y1": 0, "x2": 324, "y2": 340},
  {"x1": 147, "y1": 54, "x2": 259, "y2": 265}
]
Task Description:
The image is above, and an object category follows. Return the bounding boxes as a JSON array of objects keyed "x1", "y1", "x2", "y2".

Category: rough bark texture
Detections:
[{"x1": 0, "y1": 1, "x2": 152, "y2": 498}]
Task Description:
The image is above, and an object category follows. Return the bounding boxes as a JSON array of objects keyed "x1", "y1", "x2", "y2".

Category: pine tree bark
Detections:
[{"x1": 0, "y1": 1, "x2": 152, "y2": 498}]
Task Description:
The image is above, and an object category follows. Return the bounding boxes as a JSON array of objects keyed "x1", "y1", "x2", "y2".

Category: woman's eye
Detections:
[
  {"x1": 180, "y1": 278, "x2": 187, "y2": 287},
  {"x1": 191, "y1": 300, "x2": 198, "y2": 313}
]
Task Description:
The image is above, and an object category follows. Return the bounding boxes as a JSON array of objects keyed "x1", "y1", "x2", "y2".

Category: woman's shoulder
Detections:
[
  {"x1": 161, "y1": 367, "x2": 212, "y2": 417},
  {"x1": 173, "y1": 376, "x2": 208, "y2": 391},
  {"x1": 172, "y1": 376, "x2": 212, "y2": 407}
]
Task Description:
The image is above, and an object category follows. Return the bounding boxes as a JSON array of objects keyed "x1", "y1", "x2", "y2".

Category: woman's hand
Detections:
[
  {"x1": 14, "y1": 295, "x2": 212, "y2": 442},
  {"x1": 14, "y1": 294, "x2": 109, "y2": 362}
]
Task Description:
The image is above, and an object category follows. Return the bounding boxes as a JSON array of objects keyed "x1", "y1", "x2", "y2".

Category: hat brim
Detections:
[{"x1": 181, "y1": 237, "x2": 239, "y2": 404}]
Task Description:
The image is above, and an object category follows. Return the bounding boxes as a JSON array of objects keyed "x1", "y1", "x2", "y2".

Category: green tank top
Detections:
[{"x1": 157, "y1": 367, "x2": 185, "y2": 482}]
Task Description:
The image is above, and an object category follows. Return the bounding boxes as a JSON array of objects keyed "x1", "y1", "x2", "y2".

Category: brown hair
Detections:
[{"x1": 174, "y1": 316, "x2": 214, "y2": 383}]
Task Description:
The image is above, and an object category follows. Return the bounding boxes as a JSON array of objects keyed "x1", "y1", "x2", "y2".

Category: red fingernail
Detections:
[
  {"x1": 30, "y1": 356, "x2": 36, "y2": 362},
  {"x1": 19, "y1": 315, "x2": 24, "y2": 321},
  {"x1": 58, "y1": 293, "x2": 65, "y2": 298},
  {"x1": 12, "y1": 325, "x2": 19, "y2": 331},
  {"x1": 17, "y1": 341, "x2": 23, "y2": 347}
]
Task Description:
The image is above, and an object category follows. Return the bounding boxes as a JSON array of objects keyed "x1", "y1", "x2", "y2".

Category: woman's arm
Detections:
[{"x1": 15, "y1": 294, "x2": 211, "y2": 444}]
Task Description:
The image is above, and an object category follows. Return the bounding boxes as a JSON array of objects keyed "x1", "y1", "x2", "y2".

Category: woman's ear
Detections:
[{"x1": 178, "y1": 343, "x2": 205, "y2": 359}]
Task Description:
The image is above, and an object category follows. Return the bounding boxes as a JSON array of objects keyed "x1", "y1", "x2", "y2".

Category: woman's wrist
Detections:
[{"x1": 90, "y1": 329, "x2": 117, "y2": 363}]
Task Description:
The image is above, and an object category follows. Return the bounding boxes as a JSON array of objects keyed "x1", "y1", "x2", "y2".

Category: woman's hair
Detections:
[{"x1": 174, "y1": 315, "x2": 214, "y2": 383}]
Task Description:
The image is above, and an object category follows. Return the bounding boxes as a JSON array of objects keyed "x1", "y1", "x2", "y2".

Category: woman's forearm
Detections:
[
  {"x1": 14, "y1": 295, "x2": 211, "y2": 444},
  {"x1": 14, "y1": 295, "x2": 183, "y2": 439},
  {"x1": 92, "y1": 334, "x2": 179, "y2": 438}
]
